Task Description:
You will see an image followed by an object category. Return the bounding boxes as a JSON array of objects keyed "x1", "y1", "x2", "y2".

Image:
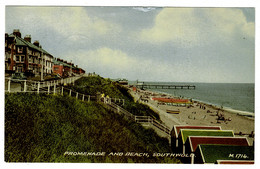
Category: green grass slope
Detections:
[
  {"x1": 5, "y1": 93, "x2": 180, "y2": 163},
  {"x1": 70, "y1": 76, "x2": 160, "y2": 121}
]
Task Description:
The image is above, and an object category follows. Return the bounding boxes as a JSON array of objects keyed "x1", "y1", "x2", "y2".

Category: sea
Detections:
[{"x1": 130, "y1": 82, "x2": 255, "y2": 115}]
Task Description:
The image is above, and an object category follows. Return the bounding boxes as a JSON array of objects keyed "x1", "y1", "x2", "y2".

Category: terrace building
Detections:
[
  {"x1": 5, "y1": 29, "x2": 54, "y2": 77},
  {"x1": 5, "y1": 29, "x2": 85, "y2": 79},
  {"x1": 53, "y1": 58, "x2": 85, "y2": 77}
]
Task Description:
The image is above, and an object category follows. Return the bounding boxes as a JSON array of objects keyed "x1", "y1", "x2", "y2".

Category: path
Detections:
[{"x1": 129, "y1": 90, "x2": 185, "y2": 130}]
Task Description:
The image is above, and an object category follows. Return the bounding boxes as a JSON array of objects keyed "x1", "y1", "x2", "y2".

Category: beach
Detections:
[{"x1": 128, "y1": 87, "x2": 255, "y2": 145}]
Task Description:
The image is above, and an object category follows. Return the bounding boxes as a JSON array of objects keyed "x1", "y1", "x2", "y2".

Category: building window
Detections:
[
  {"x1": 29, "y1": 56, "x2": 32, "y2": 63},
  {"x1": 17, "y1": 47, "x2": 23, "y2": 53},
  {"x1": 16, "y1": 55, "x2": 20, "y2": 62},
  {"x1": 21, "y1": 56, "x2": 25, "y2": 62},
  {"x1": 17, "y1": 66, "x2": 22, "y2": 72}
]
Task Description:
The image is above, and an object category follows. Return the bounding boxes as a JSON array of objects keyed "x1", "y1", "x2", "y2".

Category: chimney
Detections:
[
  {"x1": 33, "y1": 40, "x2": 40, "y2": 47},
  {"x1": 13, "y1": 29, "x2": 21, "y2": 38},
  {"x1": 24, "y1": 35, "x2": 31, "y2": 43}
]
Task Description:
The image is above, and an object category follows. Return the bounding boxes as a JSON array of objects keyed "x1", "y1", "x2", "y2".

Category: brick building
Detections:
[
  {"x1": 53, "y1": 58, "x2": 85, "y2": 77},
  {"x1": 5, "y1": 29, "x2": 85, "y2": 78},
  {"x1": 5, "y1": 29, "x2": 53, "y2": 77}
]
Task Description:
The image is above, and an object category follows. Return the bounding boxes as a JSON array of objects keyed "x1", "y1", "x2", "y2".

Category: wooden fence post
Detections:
[
  {"x1": 61, "y1": 86, "x2": 64, "y2": 96},
  {"x1": 37, "y1": 82, "x2": 40, "y2": 94},
  {"x1": 48, "y1": 85, "x2": 50, "y2": 94},
  {"x1": 69, "y1": 89, "x2": 72, "y2": 96},
  {"x1": 8, "y1": 79, "x2": 11, "y2": 93},
  {"x1": 23, "y1": 81, "x2": 27, "y2": 92},
  {"x1": 82, "y1": 94, "x2": 85, "y2": 101},
  {"x1": 54, "y1": 84, "x2": 56, "y2": 94}
]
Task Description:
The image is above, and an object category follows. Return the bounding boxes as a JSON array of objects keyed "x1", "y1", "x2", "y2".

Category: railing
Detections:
[
  {"x1": 103, "y1": 99, "x2": 171, "y2": 137},
  {"x1": 5, "y1": 75, "x2": 171, "y2": 144},
  {"x1": 5, "y1": 75, "x2": 81, "y2": 93}
]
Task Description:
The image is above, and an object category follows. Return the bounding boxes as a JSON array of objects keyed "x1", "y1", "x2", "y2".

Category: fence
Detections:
[
  {"x1": 5, "y1": 76, "x2": 81, "y2": 93},
  {"x1": 5, "y1": 75, "x2": 172, "y2": 145},
  {"x1": 103, "y1": 99, "x2": 171, "y2": 139}
]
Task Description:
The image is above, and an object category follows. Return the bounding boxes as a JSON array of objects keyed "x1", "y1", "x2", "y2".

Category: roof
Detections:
[
  {"x1": 188, "y1": 136, "x2": 249, "y2": 152},
  {"x1": 152, "y1": 98, "x2": 190, "y2": 103},
  {"x1": 13, "y1": 34, "x2": 52, "y2": 56},
  {"x1": 173, "y1": 125, "x2": 222, "y2": 138},
  {"x1": 53, "y1": 59, "x2": 73, "y2": 68},
  {"x1": 197, "y1": 145, "x2": 254, "y2": 164},
  {"x1": 180, "y1": 129, "x2": 234, "y2": 143}
]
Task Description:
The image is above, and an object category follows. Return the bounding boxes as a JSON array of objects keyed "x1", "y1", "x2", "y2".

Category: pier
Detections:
[{"x1": 136, "y1": 84, "x2": 196, "y2": 90}]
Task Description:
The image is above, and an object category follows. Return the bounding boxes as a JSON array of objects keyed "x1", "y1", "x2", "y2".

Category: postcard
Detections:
[{"x1": 3, "y1": 3, "x2": 256, "y2": 167}]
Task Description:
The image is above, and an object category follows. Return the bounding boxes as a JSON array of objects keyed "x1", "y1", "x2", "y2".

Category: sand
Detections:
[{"x1": 128, "y1": 87, "x2": 255, "y2": 145}]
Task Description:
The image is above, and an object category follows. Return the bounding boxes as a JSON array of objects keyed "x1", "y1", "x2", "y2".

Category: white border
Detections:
[{"x1": 1, "y1": 1, "x2": 259, "y2": 169}]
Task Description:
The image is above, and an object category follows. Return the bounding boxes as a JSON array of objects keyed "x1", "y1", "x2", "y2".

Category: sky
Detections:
[{"x1": 5, "y1": 6, "x2": 255, "y2": 83}]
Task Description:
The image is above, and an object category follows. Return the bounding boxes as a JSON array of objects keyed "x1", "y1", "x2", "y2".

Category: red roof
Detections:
[
  {"x1": 152, "y1": 97, "x2": 190, "y2": 103},
  {"x1": 189, "y1": 136, "x2": 249, "y2": 152},
  {"x1": 174, "y1": 125, "x2": 222, "y2": 138}
]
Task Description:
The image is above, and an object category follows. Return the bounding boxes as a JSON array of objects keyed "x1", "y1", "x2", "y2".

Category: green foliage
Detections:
[
  {"x1": 5, "y1": 93, "x2": 180, "y2": 163},
  {"x1": 70, "y1": 76, "x2": 160, "y2": 121}
]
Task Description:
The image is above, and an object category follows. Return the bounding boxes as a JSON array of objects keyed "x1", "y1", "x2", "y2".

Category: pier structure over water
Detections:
[{"x1": 136, "y1": 84, "x2": 196, "y2": 90}]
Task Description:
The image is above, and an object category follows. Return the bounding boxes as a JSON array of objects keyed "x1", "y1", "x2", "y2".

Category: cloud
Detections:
[
  {"x1": 8, "y1": 7, "x2": 122, "y2": 41},
  {"x1": 139, "y1": 8, "x2": 255, "y2": 47},
  {"x1": 68, "y1": 47, "x2": 178, "y2": 81},
  {"x1": 70, "y1": 47, "x2": 137, "y2": 78}
]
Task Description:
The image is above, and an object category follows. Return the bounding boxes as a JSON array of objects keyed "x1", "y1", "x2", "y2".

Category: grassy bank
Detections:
[
  {"x1": 70, "y1": 76, "x2": 161, "y2": 121},
  {"x1": 5, "y1": 93, "x2": 180, "y2": 163}
]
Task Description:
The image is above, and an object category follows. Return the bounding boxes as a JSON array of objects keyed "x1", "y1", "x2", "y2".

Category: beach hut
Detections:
[
  {"x1": 185, "y1": 136, "x2": 250, "y2": 164},
  {"x1": 171, "y1": 125, "x2": 221, "y2": 152},
  {"x1": 152, "y1": 98, "x2": 192, "y2": 106},
  {"x1": 194, "y1": 145, "x2": 254, "y2": 164},
  {"x1": 178, "y1": 129, "x2": 234, "y2": 154}
]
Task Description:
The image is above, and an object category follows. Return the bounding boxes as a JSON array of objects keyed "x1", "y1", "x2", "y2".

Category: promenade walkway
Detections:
[{"x1": 129, "y1": 90, "x2": 185, "y2": 128}]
